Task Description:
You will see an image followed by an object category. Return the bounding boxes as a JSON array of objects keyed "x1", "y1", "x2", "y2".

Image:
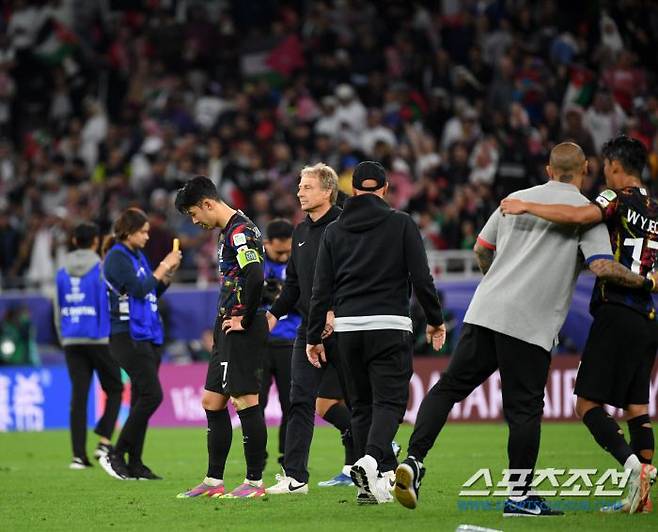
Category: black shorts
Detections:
[
  {"x1": 205, "y1": 313, "x2": 268, "y2": 396},
  {"x1": 575, "y1": 304, "x2": 657, "y2": 408}
]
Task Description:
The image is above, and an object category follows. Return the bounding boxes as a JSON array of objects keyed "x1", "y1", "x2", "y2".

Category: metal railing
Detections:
[
  {"x1": 426, "y1": 250, "x2": 483, "y2": 280},
  {"x1": 0, "y1": 249, "x2": 482, "y2": 294}
]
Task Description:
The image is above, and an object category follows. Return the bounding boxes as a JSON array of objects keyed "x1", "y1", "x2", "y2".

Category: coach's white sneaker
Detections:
[
  {"x1": 627, "y1": 463, "x2": 657, "y2": 513},
  {"x1": 382, "y1": 470, "x2": 396, "y2": 493},
  {"x1": 373, "y1": 475, "x2": 394, "y2": 503},
  {"x1": 351, "y1": 455, "x2": 392, "y2": 504},
  {"x1": 265, "y1": 473, "x2": 308, "y2": 495}
]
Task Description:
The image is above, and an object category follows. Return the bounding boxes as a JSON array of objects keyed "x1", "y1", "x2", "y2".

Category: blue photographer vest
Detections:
[
  {"x1": 106, "y1": 244, "x2": 164, "y2": 345},
  {"x1": 264, "y1": 258, "x2": 300, "y2": 342},
  {"x1": 56, "y1": 262, "x2": 110, "y2": 340}
]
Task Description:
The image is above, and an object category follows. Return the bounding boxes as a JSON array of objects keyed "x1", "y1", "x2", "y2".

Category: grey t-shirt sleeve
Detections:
[
  {"x1": 579, "y1": 223, "x2": 614, "y2": 264},
  {"x1": 477, "y1": 208, "x2": 502, "y2": 248}
]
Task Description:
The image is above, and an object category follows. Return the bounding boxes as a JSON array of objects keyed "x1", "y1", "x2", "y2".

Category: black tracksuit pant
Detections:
[
  {"x1": 337, "y1": 329, "x2": 411, "y2": 472},
  {"x1": 64, "y1": 344, "x2": 123, "y2": 460},
  {"x1": 109, "y1": 333, "x2": 163, "y2": 466},
  {"x1": 408, "y1": 324, "x2": 550, "y2": 481},
  {"x1": 284, "y1": 335, "x2": 347, "y2": 483},
  {"x1": 259, "y1": 340, "x2": 293, "y2": 458}
]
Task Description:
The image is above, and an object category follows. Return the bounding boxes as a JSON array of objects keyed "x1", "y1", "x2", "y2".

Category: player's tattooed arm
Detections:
[
  {"x1": 588, "y1": 259, "x2": 647, "y2": 288},
  {"x1": 474, "y1": 242, "x2": 495, "y2": 275}
]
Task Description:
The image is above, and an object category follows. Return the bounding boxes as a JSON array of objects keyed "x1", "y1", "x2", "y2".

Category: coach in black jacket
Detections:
[
  {"x1": 265, "y1": 163, "x2": 355, "y2": 494},
  {"x1": 307, "y1": 161, "x2": 446, "y2": 504}
]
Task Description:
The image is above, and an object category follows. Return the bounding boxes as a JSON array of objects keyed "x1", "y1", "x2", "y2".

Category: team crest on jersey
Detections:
[
  {"x1": 595, "y1": 189, "x2": 617, "y2": 209},
  {"x1": 233, "y1": 232, "x2": 247, "y2": 246}
]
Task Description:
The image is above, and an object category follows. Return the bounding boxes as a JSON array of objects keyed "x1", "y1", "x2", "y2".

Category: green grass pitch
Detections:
[{"x1": 1, "y1": 423, "x2": 657, "y2": 531}]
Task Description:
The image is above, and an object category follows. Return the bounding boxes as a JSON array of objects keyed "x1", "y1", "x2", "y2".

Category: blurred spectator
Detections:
[
  {"x1": 0, "y1": 305, "x2": 39, "y2": 366},
  {"x1": 584, "y1": 90, "x2": 628, "y2": 154},
  {"x1": 143, "y1": 210, "x2": 175, "y2": 270},
  {"x1": 560, "y1": 105, "x2": 596, "y2": 156},
  {"x1": 469, "y1": 136, "x2": 499, "y2": 185},
  {"x1": 191, "y1": 329, "x2": 214, "y2": 362},
  {"x1": 0, "y1": 209, "x2": 21, "y2": 288},
  {"x1": 361, "y1": 109, "x2": 396, "y2": 156}
]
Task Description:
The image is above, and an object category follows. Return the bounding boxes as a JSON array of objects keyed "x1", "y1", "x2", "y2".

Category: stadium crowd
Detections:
[{"x1": 0, "y1": 0, "x2": 658, "y2": 290}]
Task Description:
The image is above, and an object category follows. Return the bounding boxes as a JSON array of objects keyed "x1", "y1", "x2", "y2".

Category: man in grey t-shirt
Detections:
[{"x1": 394, "y1": 142, "x2": 655, "y2": 516}]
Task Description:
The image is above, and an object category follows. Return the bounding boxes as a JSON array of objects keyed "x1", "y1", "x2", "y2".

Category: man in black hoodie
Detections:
[
  {"x1": 307, "y1": 161, "x2": 446, "y2": 504},
  {"x1": 265, "y1": 163, "x2": 357, "y2": 495}
]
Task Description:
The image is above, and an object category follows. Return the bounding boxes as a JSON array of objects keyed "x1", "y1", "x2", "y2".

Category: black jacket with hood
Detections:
[
  {"x1": 307, "y1": 193, "x2": 443, "y2": 345},
  {"x1": 269, "y1": 205, "x2": 342, "y2": 340}
]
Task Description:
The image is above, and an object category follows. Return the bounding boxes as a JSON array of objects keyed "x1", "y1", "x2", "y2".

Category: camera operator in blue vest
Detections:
[
  {"x1": 98, "y1": 208, "x2": 181, "y2": 481},
  {"x1": 55, "y1": 222, "x2": 124, "y2": 470},
  {"x1": 259, "y1": 218, "x2": 301, "y2": 466}
]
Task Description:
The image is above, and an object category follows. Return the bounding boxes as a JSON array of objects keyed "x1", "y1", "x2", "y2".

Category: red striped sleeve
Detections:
[{"x1": 477, "y1": 236, "x2": 495, "y2": 250}]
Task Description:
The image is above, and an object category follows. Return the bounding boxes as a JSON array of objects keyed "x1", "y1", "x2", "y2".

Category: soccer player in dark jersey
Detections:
[
  {"x1": 501, "y1": 135, "x2": 658, "y2": 513},
  {"x1": 174, "y1": 176, "x2": 269, "y2": 499}
]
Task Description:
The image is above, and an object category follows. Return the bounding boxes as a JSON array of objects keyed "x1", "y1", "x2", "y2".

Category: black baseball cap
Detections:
[{"x1": 352, "y1": 161, "x2": 387, "y2": 191}]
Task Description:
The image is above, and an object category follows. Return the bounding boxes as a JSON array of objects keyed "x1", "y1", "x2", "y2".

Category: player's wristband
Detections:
[{"x1": 643, "y1": 277, "x2": 655, "y2": 292}]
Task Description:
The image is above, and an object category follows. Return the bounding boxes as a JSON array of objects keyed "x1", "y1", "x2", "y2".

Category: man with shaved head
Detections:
[
  {"x1": 394, "y1": 141, "x2": 657, "y2": 517},
  {"x1": 548, "y1": 140, "x2": 587, "y2": 176},
  {"x1": 501, "y1": 135, "x2": 658, "y2": 513}
]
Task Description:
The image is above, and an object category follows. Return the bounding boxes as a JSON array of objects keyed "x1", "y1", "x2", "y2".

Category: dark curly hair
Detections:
[
  {"x1": 601, "y1": 135, "x2": 647, "y2": 178},
  {"x1": 175, "y1": 175, "x2": 221, "y2": 214}
]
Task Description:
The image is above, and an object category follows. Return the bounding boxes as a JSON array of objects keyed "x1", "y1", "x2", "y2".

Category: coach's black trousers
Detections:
[
  {"x1": 284, "y1": 335, "x2": 347, "y2": 483},
  {"x1": 259, "y1": 340, "x2": 293, "y2": 458},
  {"x1": 109, "y1": 333, "x2": 163, "y2": 466},
  {"x1": 337, "y1": 329, "x2": 412, "y2": 472},
  {"x1": 64, "y1": 344, "x2": 123, "y2": 459},
  {"x1": 408, "y1": 324, "x2": 550, "y2": 477}
]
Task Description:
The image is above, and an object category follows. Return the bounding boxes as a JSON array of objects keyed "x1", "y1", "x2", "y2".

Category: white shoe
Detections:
[
  {"x1": 373, "y1": 476, "x2": 394, "y2": 503},
  {"x1": 350, "y1": 455, "x2": 391, "y2": 504},
  {"x1": 69, "y1": 457, "x2": 92, "y2": 470},
  {"x1": 627, "y1": 464, "x2": 657, "y2": 513},
  {"x1": 381, "y1": 470, "x2": 395, "y2": 493},
  {"x1": 98, "y1": 453, "x2": 130, "y2": 480},
  {"x1": 265, "y1": 473, "x2": 308, "y2": 495}
]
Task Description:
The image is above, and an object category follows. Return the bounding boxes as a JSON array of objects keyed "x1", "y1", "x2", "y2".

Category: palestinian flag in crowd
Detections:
[
  {"x1": 33, "y1": 17, "x2": 78, "y2": 67},
  {"x1": 240, "y1": 34, "x2": 304, "y2": 87},
  {"x1": 561, "y1": 64, "x2": 596, "y2": 109}
]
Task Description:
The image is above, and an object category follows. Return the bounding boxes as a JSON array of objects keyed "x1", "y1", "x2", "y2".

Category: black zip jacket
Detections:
[
  {"x1": 307, "y1": 194, "x2": 443, "y2": 345},
  {"x1": 269, "y1": 205, "x2": 342, "y2": 340}
]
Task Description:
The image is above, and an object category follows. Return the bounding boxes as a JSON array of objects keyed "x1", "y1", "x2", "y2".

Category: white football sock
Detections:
[{"x1": 624, "y1": 454, "x2": 642, "y2": 474}]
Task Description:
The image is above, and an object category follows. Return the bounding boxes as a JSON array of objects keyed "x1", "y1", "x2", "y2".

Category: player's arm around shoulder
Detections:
[{"x1": 500, "y1": 195, "x2": 604, "y2": 225}]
